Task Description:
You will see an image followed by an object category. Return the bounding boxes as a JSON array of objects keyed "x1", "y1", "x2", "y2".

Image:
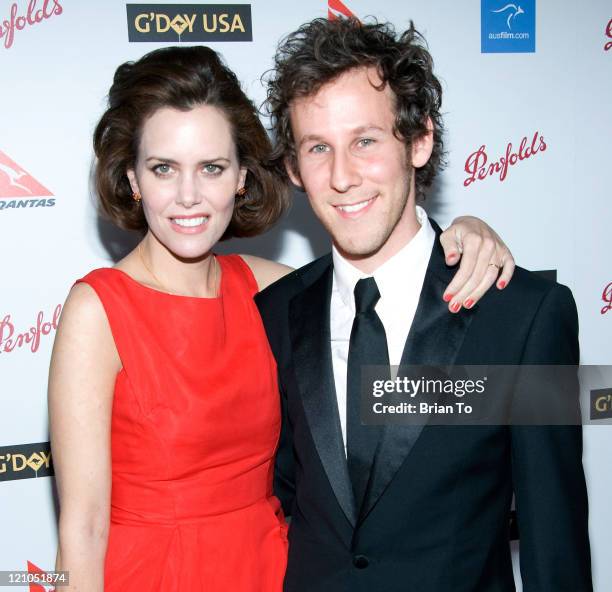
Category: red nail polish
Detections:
[
  {"x1": 443, "y1": 293, "x2": 453, "y2": 303},
  {"x1": 498, "y1": 281, "x2": 506, "y2": 289},
  {"x1": 451, "y1": 302, "x2": 461, "y2": 313},
  {"x1": 464, "y1": 299, "x2": 474, "y2": 309}
]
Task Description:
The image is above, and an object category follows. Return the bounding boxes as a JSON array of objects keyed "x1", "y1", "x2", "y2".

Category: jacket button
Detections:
[{"x1": 353, "y1": 555, "x2": 369, "y2": 569}]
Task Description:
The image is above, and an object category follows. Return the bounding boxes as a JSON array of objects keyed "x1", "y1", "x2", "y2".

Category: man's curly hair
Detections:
[{"x1": 264, "y1": 17, "x2": 445, "y2": 200}]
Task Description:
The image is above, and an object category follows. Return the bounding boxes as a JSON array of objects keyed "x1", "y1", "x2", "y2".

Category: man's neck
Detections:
[{"x1": 337, "y1": 204, "x2": 421, "y2": 275}]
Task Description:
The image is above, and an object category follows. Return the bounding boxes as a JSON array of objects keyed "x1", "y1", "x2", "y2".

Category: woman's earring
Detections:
[
  {"x1": 132, "y1": 191, "x2": 142, "y2": 202},
  {"x1": 235, "y1": 187, "x2": 247, "y2": 199}
]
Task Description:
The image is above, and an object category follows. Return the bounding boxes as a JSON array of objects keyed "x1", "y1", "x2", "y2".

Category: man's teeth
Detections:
[
  {"x1": 172, "y1": 216, "x2": 208, "y2": 227},
  {"x1": 337, "y1": 198, "x2": 373, "y2": 213}
]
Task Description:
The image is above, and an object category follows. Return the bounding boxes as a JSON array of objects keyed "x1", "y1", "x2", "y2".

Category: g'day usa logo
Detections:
[
  {"x1": 126, "y1": 4, "x2": 252, "y2": 42},
  {"x1": 0, "y1": 442, "x2": 53, "y2": 482},
  {"x1": 0, "y1": 150, "x2": 55, "y2": 212},
  {"x1": 481, "y1": 0, "x2": 535, "y2": 53}
]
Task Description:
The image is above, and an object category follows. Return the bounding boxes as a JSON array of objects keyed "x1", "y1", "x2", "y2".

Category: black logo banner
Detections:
[
  {"x1": 591, "y1": 388, "x2": 612, "y2": 420},
  {"x1": 0, "y1": 441, "x2": 53, "y2": 482},
  {"x1": 126, "y1": 4, "x2": 252, "y2": 42}
]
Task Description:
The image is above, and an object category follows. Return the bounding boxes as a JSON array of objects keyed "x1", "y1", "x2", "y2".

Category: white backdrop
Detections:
[{"x1": 1, "y1": 0, "x2": 610, "y2": 589}]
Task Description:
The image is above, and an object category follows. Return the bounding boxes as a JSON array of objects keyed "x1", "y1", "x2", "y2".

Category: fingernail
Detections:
[
  {"x1": 443, "y1": 293, "x2": 453, "y2": 303},
  {"x1": 451, "y1": 302, "x2": 461, "y2": 313},
  {"x1": 464, "y1": 299, "x2": 474, "y2": 309},
  {"x1": 498, "y1": 281, "x2": 506, "y2": 289}
]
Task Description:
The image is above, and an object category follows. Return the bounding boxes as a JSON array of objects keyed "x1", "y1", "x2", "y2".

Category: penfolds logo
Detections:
[
  {"x1": 328, "y1": 0, "x2": 356, "y2": 20},
  {"x1": 0, "y1": 0, "x2": 63, "y2": 50},
  {"x1": 0, "y1": 304, "x2": 61, "y2": 354},
  {"x1": 605, "y1": 18, "x2": 612, "y2": 51},
  {"x1": 602, "y1": 282, "x2": 612, "y2": 315},
  {"x1": 464, "y1": 131, "x2": 547, "y2": 187}
]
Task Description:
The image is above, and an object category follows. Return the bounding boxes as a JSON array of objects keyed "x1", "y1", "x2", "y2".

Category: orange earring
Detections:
[
  {"x1": 132, "y1": 191, "x2": 142, "y2": 202},
  {"x1": 236, "y1": 187, "x2": 247, "y2": 198}
]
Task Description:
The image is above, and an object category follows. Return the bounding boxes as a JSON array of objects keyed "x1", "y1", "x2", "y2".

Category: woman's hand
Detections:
[{"x1": 440, "y1": 216, "x2": 515, "y2": 313}]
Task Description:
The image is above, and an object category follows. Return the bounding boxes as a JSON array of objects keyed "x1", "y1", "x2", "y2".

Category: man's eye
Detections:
[
  {"x1": 358, "y1": 138, "x2": 375, "y2": 147},
  {"x1": 310, "y1": 144, "x2": 328, "y2": 154}
]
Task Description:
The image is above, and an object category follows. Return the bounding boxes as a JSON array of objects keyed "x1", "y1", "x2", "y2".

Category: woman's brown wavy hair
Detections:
[{"x1": 94, "y1": 45, "x2": 289, "y2": 239}]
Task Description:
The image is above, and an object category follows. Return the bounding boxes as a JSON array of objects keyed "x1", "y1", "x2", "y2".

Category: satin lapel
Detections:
[
  {"x1": 289, "y1": 264, "x2": 357, "y2": 527},
  {"x1": 359, "y1": 235, "x2": 476, "y2": 523}
]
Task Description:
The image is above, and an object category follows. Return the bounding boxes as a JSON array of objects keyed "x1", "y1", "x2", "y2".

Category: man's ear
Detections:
[
  {"x1": 126, "y1": 169, "x2": 140, "y2": 195},
  {"x1": 411, "y1": 116, "x2": 434, "y2": 169},
  {"x1": 284, "y1": 157, "x2": 303, "y2": 189}
]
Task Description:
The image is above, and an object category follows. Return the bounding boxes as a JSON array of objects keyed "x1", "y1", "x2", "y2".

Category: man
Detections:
[{"x1": 256, "y1": 17, "x2": 591, "y2": 592}]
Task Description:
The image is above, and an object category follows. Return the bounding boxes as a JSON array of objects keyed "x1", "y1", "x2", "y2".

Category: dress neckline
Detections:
[{"x1": 108, "y1": 255, "x2": 224, "y2": 302}]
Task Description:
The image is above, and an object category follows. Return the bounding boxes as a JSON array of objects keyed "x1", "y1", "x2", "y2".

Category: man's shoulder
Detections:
[
  {"x1": 255, "y1": 253, "x2": 332, "y2": 308},
  {"x1": 479, "y1": 264, "x2": 576, "y2": 316},
  {"x1": 254, "y1": 253, "x2": 332, "y2": 353}
]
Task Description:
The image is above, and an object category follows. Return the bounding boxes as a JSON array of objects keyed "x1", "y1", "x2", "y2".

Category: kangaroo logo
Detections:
[
  {"x1": 328, "y1": 0, "x2": 356, "y2": 20},
  {"x1": 492, "y1": 3, "x2": 525, "y2": 31},
  {"x1": 0, "y1": 151, "x2": 52, "y2": 198}
]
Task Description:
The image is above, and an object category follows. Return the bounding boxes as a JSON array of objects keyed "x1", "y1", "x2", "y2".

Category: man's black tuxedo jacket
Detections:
[{"x1": 255, "y1": 224, "x2": 592, "y2": 592}]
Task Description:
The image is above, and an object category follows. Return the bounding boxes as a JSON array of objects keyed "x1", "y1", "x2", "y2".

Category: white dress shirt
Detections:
[{"x1": 330, "y1": 205, "x2": 435, "y2": 451}]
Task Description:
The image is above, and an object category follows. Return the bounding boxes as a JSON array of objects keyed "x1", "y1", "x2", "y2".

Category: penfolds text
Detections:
[
  {"x1": 602, "y1": 282, "x2": 612, "y2": 315},
  {"x1": 464, "y1": 131, "x2": 547, "y2": 187},
  {"x1": 0, "y1": 304, "x2": 61, "y2": 354},
  {"x1": 0, "y1": 0, "x2": 63, "y2": 49}
]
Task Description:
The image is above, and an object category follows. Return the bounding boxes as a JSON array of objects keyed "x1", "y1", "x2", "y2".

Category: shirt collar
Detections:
[{"x1": 332, "y1": 205, "x2": 434, "y2": 312}]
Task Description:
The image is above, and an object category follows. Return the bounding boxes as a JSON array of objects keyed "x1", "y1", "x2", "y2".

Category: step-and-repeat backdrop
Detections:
[{"x1": 1, "y1": 0, "x2": 610, "y2": 589}]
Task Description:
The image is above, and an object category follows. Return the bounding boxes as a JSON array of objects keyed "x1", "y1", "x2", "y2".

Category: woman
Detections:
[{"x1": 49, "y1": 46, "x2": 513, "y2": 591}]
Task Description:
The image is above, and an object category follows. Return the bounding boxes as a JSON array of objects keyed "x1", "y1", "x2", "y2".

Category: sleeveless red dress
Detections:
[{"x1": 77, "y1": 255, "x2": 288, "y2": 591}]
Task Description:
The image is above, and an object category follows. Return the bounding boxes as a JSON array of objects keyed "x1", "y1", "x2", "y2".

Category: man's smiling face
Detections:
[{"x1": 288, "y1": 66, "x2": 431, "y2": 271}]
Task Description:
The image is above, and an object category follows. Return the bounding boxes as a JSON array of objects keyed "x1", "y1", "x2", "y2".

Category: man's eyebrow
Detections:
[
  {"x1": 297, "y1": 125, "x2": 385, "y2": 149},
  {"x1": 297, "y1": 134, "x2": 326, "y2": 148},
  {"x1": 352, "y1": 124, "x2": 385, "y2": 135}
]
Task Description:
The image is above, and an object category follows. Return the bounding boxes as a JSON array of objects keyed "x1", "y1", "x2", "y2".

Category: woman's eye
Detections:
[
  {"x1": 358, "y1": 138, "x2": 375, "y2": 147},
  {"x1": 204, "y1": 164, "x2": 223, "y2": 174},
  {"x1": 153, "y1": 164, "x2": 172, "y2": 175}
]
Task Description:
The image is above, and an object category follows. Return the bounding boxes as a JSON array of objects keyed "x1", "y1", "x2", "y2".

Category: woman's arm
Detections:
[
  {"x1": 239, "y1": 255, "x2": 294, "y2": 292},
  {"x1": 49, "y1": 283, "x2": 120, "y2": 592},
  {"x1": 242, "y1": 214, "x2": 516, "y2": 310}
]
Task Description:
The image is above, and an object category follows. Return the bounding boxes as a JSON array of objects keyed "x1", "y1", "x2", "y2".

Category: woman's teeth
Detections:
[{"x1": 172, "y1": 216, "x2": 208, "y2": 227}]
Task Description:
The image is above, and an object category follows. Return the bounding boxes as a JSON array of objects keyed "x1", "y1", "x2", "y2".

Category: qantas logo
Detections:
[
  {"x1": 0, "y1": 151, "x2": 51, "y2": 198},
  {"x1": 0, "y1": 151, "x2": 53, "y2": 199},
  {"x1": 328, "y1": 0, "x2": 356, "y2": 20},
  {"x1": 605, "y1": 18, "x2": 612, "y2": 51},
  {"x1": 26, "y1": 561, "x2": 57, "y2": 591},
  {"x1": 0, "y1": 150, "x2": 55, "y2": 210}
]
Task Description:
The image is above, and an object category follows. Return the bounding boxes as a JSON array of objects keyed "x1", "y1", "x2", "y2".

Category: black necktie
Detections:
[{"x1": 347, "y1": 277, "x2": 390, "y2": 510}]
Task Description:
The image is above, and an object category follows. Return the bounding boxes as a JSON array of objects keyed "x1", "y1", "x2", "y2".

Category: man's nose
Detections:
[{"x1": 329, "y1": 151, "x2": 361, "y2": 193}]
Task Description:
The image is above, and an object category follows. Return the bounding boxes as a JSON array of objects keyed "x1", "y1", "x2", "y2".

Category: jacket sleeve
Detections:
[
  {"x1": 274, "y1": 380, "x2": 296, "y2": 517},
  {"x1": 255, "y1": 288, "x2": 296, "y2": 517},
  {"x1": 511, "y1": 284, "x2": 592, "y2": 591}
]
